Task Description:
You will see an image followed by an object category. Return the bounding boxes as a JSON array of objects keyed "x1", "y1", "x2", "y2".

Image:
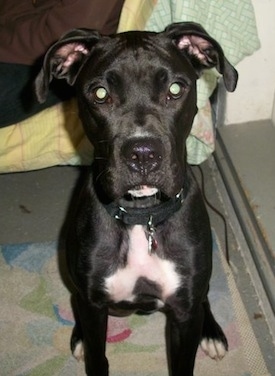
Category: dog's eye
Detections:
[
  {"x1": 167, "y1": 82, "x2": 185, "y2": 100},
  {"x1": 94, "y1": 87, "x2": 109, "y2": 103}
]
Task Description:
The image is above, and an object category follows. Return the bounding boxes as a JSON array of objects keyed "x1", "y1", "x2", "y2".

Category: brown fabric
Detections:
[{"x1": 0, "y1": 0, "x2": 124, "y2": 65}]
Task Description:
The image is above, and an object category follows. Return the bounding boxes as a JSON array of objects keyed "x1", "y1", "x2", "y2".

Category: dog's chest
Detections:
[{"x1": 104, "y1": 225, "x2": 180, "y2": 306}]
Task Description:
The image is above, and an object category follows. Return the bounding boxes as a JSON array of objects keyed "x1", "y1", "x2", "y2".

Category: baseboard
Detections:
[{"x1": 213, "y1": 131, "x2": 275, "y2": 340}]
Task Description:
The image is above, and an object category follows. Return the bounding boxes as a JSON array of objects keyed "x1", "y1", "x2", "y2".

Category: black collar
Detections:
[{"x1": 103, "y1": 188, "x2": 185, "y2": 227}]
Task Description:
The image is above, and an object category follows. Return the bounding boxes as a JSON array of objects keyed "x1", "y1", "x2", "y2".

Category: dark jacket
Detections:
[{"x1": 0, "y1": 0, "x2": 124, "y2": 65}]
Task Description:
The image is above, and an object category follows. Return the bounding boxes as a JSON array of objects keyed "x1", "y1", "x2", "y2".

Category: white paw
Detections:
[
  {"x1": 73, "y1": 341, "x2": 84, "y2": 361},
  {"x1": 200, "y1": 338, "x2": 227, "y2": 360}
]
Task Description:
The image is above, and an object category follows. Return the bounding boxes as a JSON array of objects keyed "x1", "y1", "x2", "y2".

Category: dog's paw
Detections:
[
  {"x1": 73, "y1": 340, "x2": 85, "y2": 362},
  {"x1": 200, "y1": 338, "x2": 227, "y2": 360}
]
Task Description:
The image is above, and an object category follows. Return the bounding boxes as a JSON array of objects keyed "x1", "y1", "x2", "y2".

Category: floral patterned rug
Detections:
[{"x1": 0, "y1": 232, "x2": 269, "y2": 376}]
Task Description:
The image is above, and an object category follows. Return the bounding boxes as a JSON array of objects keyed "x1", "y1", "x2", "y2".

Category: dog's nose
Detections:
[{"x1": 122, "y1": 138, "x2": 163, "y2": 174}]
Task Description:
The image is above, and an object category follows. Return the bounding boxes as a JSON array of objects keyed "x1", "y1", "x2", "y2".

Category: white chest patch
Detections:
[{"x1": 104, "y1": 225, "x2": 181, "y2": 304}]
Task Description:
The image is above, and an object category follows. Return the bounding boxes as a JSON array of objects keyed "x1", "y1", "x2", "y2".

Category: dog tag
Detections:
[
  {"x1": 148, "y1": 232, "x2": 158, "y2": 254},
  {"x1": 147, "y1": 216, "x2": 157, "y2": 254}
]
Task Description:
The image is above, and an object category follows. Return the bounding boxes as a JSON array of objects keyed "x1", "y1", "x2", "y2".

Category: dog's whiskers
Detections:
[{"x1": 94, "y1": 168, "x2": 110, "y2": 183}]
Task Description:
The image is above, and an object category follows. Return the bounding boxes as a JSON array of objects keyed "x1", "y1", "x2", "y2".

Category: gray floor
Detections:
[
  {"x1": 0, "y1": 166, "x2": 79, "y2": 244},
  {"x1": 0, "y1": 150, "x2": 275, "y2": 372}
]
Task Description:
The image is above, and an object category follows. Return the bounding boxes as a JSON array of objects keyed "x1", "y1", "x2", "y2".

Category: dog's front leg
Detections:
[
  {"x1": 72, "y1": 292, "x2": 109, "y2": 376},
  {"x1": 165, "y1": 306, "x2": 204, "y2": 376}
]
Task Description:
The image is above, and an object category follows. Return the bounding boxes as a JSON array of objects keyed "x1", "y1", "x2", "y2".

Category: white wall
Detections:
[{"x1": 224, "y1": 0, "x2": 275, "y2": 125}]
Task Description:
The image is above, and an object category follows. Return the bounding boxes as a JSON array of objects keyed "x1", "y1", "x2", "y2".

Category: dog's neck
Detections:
[{"x1": 103, "y1": 188, "x2": 185, "y2": 227}]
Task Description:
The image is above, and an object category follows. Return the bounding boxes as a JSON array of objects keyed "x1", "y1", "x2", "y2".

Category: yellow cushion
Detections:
[{"x1": 0, "y1": 0, "x2": 156, "y2": 173}]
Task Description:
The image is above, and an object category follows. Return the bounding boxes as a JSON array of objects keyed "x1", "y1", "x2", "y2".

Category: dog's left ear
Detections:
[
  {"x1": 164, "y1": 22, "x2": 238, "y2": 92},
  {"x1": 35, "y1": 29, "x2": 101, "y2": 103}
]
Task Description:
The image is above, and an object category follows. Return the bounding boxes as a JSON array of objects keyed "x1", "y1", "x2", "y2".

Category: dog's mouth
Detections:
[
  {"x1": 118, "y1": 185, "x2": 170, "y2": 209},
  {"x1": 127, "y1": 185, "x2": 159, "y2": 198}
]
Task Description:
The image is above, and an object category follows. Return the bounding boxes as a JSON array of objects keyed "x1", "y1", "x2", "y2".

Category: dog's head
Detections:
[{"x1": 36, "y1": 22, "x2": 237, "y2": 203}]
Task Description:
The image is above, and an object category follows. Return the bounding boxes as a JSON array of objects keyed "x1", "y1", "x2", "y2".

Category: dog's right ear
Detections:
[{"x1": 35, "y1": 29, "x2": 101, "y2": 103}]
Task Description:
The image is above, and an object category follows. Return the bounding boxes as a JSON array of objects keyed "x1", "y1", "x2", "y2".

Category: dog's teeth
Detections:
[{"x1": 128, "y1": 186, "x2": 158, "y2": 197}]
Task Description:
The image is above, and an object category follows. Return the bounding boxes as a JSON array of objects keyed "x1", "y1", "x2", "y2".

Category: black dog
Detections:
[{"x1": 36, "y1": 22, "x2": 238, "y2": 376}]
